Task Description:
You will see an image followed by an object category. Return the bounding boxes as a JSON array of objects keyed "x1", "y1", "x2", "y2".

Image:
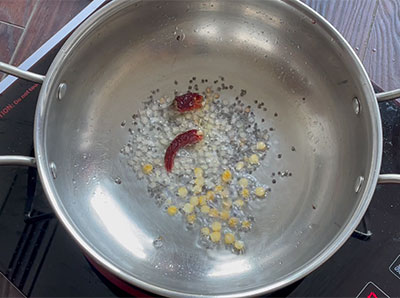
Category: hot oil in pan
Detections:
[{"x1": 119, "y1": 76, "x2": 294, "y2": 254}]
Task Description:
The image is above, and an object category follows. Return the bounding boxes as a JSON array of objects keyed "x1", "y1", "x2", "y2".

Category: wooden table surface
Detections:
[{"x1": 1, "y1": 0, "x2": 399, "y2": 92}]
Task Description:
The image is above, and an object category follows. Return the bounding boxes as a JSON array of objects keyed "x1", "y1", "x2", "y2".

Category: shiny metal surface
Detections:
[
  {"x1": 354, "y1": 176, "x2": 365, "y2": 193},
  {"x1": 34, "y1": 1, "x2": 383, "y2": 296},
  {"x1": 378, "y1": 174, "x2": 400, "y2": 184},
  {"x1": 0, "y1": 156, "x2": 36, "y2": 167},
  {"x1": 1, "y1": 0, "x2": 400, "y2": 296},
  {"x1": 376, "y1": 89, "x2": 400, "y2": 102},
  {"x1": 57, "y1": 83, "x2": 67, "y2": 100},
  {"x1": 0, "y1": 62, "x2": 45, "y2": 83}
]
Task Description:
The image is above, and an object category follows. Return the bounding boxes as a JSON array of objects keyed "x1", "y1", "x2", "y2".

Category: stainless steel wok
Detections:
[{"x1": 1, "y1": 0, "x2": 400, "y2": 297}]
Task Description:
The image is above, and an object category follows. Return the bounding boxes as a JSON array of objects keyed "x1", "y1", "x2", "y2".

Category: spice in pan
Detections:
[
  {"x1": 164, "y1": 130, "x2": 203, "y2": 172},
  {"x1": 174, "y1": 92, "x2": 203, "y2": 112},
  {"x1": 120, "y1": 76, "x2": 289, "y2": 254}
]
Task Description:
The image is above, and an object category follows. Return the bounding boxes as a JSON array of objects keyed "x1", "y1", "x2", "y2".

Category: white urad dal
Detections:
[{"x1": 121, "y1": 78, "x2": 271, "y2": 254}]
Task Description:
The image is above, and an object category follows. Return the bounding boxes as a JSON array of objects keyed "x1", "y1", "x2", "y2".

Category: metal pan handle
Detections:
[
  {"x1": 0, "y1": 62, "x2": 45, "y2": 83},
  {"x1": 376, "y1": 89, "x2": 400, "y2": 102},
  {"x1": 375, "y1": 88, "x2": 400, "y2": 183},
  {"x1": 378, "y1": 174, "x2": 400, "y2": 184},
  {"x1": 0, "y1": 156, "x2": 36, "y2": 167},
  {"x1": 0, "y1": 62, "x2": 44, "y2": 167}
]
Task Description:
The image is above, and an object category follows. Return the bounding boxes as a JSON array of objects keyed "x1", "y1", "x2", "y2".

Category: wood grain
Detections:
[
  {"x1": 363, "y1": 0, "x2": 400, "y2": 91},
  {"x1": 302, "y1": 0, "x2": 378, "y2": 60},
  {"x1": 0, "y1": 23, "x2": 23, "y2": 63},
  {"x1": 0, "y1": 0, "x2": 37, "y2": 28},
  {"x1": 10, "y1": 0, "x2": 91, "y2": 66}
]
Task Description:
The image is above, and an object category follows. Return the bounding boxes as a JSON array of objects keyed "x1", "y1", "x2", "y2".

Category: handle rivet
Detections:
[
  {"x1": 57, "y1": 83, "x2": 67, "y2": 100},
  {"x1": 353, "y1": 97, "x2": 360, "y2": 115},
  {"x1": 50, "y1": 162, "x2": 57, "y2": 179},
  {"x1": 354, "y1": 176, "x2": 364, "y2": 193}
]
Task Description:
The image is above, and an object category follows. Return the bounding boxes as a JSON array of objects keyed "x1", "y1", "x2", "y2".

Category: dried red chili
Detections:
[
  {"x1": 164, "y1": 129, "x2": 203, "y2": 172},
  {"x1": 174, "y1": 92, "x2": 203, "y2": 112}
]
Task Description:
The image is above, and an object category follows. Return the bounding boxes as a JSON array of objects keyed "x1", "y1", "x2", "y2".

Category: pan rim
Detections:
[{"x1": 33, "y1": 0, "x2": 382, "y2": 297}]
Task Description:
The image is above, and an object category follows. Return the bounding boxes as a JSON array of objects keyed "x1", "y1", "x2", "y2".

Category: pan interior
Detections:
[{"x1": 38, "y1": 0, "x2": 378, "y2": 295}]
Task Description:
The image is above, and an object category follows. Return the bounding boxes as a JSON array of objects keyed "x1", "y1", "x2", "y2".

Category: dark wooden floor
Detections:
[
  {"x1": 0, "y1": 0, "x2": 399, "y2": 91},
  {"x1": 0, "y1": 0, "x2": 90, "y2": 66},
  {"x1": 303, "y1": 0, "x2": 400, "y2": 92}
]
